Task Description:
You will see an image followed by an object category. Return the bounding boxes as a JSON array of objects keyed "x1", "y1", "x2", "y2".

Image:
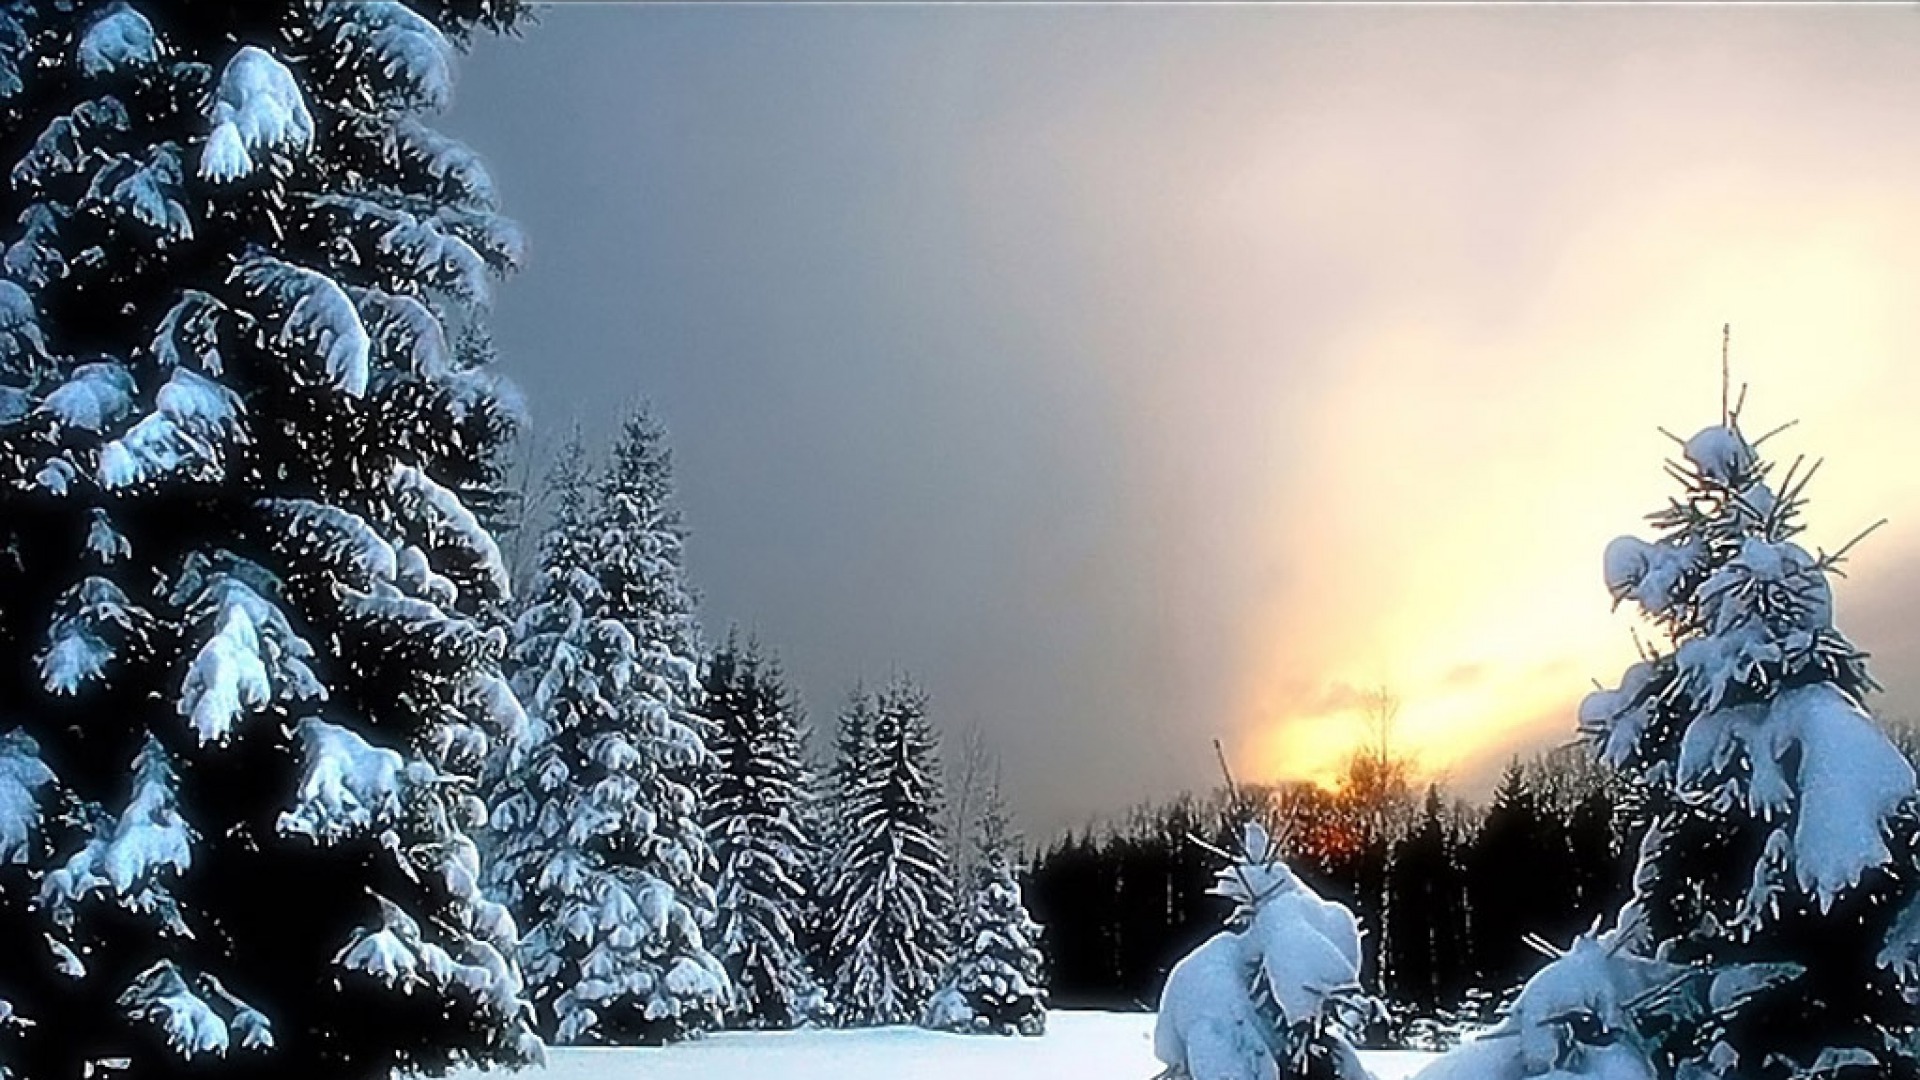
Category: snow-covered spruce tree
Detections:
[
  {"x1": 801, "y1": 683, "x2": 873, "y2": 1002},
  {"x1": 822, "y1": 676, "x2": 954, "y2": 1025},
  {"x1": 487, "y1": 414, "x2": 728, "y2": 1044},
  {"x1": 1570, "y1": 414, "x2": 1920, "y2": 1079},
  {"x1": 1154, "y1": 822, "x2": 1370, "y2": 1080},
  {"x1": 923, "y1": 783, "x2": 1047, "y2": 1036},
  {"x1": 587, "y1": 404, "x2": 726, "y2": 1038},
  {"x1": 700, "y1": 632, "x2": 823, "y2": 1029},
  {"x1": 0, "y1": 3, "x2": 541, "y2": 1078}
]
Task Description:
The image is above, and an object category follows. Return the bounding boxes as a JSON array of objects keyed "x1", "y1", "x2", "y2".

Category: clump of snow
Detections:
[
  {"x1": 1602, "y1": 536, "x2": 1701, "y2": 616},
  {"x1": 0, "y1": 730, "x2": 54, "y2": 864},
  {"x1": 200, "y1": 46, "x2": 314, "y2": 182},
  {"x1": 120, "y1": 961, "x2": 279, "y2": 1060},
  {"x1": 34, "y1": 457, "x2": 76, "y2": 495},
  {"x1": 40, "y1": 576, "x2": 140, "y2": 694},
  {"x1": 313, "y1": 194, "x2": 491, "y2": 305},
  {"x1": 38, "y1": 360, "x2": 135, "y2": 432},
  {"x1": 41, "y1": 736, "x2": 194, "y2": 930},
  {"x1": 156, "y1": 367, "x2": 244, "y2": 437},
  {"x1": 120, "y1": 962, "x2": 230, "y2": 1058},
  {"x1": 352, "y1": 286, "x2": 452, "y2": 377},
  {"x1": 1684, "y1": 425, "x2": 1756, "y2": 486},
  {"x1": 260, "y1": 498, "x2": 400, "y2": 585},
  {"x1": 460, "y1": 670, "x2": 528, "y2": 755},
  {"x1": 0, "y1": 10, "x2": 24, "y2": 99},
  {"x1": 5, "y1": 201, "x2": 67, "y2": 288},
  {"x1": 392, "y1": 464, "x2": 511, "y2": 600},
  {"x1": 77, "y1": 3, "x2": 158, "y2": 77},
  {"x1": 87, "y1": 508, "x2": 131, "y2": 564},
  {"x1": 0, "y1": 384, "x2": 29, "y2": 424},
  {"x1": 177, "y1": 573, "x2": 322, "y2": 744},
  {"x1": 232, "y1": 257, "x2": 370, "y2": 395},
  {"x1": 324, "y1": 2, "x2": 456, "y2": 114},
  {"x1": 337, "y1": 894, "x2": 527, "y2": 1012},
  {"x1": 1576, "y1": 661, "x2": 1657, "y2": 768},
  {"x1": 386, "y1": 118, "x2": 497, "y2": 210},
  {"x1": 98, "y1": 411, "x2": 219, "y2": 489},
  {"x1": 0, "y1": 280, "x2": 44, "y2": 367},
  {"x1": 92, "y1": 143, "x2": 192, "y2": 241},
  {"x1": 1676, "y1": 684, "x2": 1913, "y2": 910},
  {"x1": 93, "y1": 366, "x2": 244, "y2": 490},
  {"x1": 151, "y1": 290, "x2": 226, "y2": 372},
  {"x1": 118, "y1": 962, "x2": 275, "y2": 1060},
  {"x1": 279, "y1": 719, "x2": 434, "y2": 841}
]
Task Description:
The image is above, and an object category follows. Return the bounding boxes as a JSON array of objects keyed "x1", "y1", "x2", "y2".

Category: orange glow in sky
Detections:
[
  {"x1": 1085, "y1": 8, "x2": 1920, "y2": 793},
  {"x1": 1230, "y1": 195, "x2": 1920, "y2": 789}
]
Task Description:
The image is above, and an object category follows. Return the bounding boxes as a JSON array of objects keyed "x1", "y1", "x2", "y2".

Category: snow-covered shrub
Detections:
[
  {"x1": 924, "y1": 788, "x2": 1047, "y2": 1036},
  {"x1": 1154, "y1": 822, "x2": 1371, "y2": 1080},
  {"x1": 0, "y1": 3, "x2": 537, "y2": 1077},
  {"x1": 1412, "y1": 933, "x2": 1685, "y2": 1080}
]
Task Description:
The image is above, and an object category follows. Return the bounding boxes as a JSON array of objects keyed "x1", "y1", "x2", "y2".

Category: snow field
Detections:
[{"x1": 445, "y1": 1012, "x2": 1437, "y2": 1080}]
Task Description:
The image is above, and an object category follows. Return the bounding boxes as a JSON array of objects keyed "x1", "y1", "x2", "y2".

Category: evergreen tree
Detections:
[
  {"x1": 1578, "y1": 415, "x2": 1920, "y2": 1078},
  {"x1": 701, "y1": 632, "x2": 821, "y2": 1029},
  {"x1": 1386, "y1": 785, "x2": 1470, "y2": 1015},
  {"x1": 1465, "y1": 759, "x2": 1549, "y2": 990},
  {"x1": 1154, "y1": 822, "x2": 1371, "y2": 1080},
  {"x1": 805, "y1": 683, "x2": 873, "y2": 988},
  {"x1": 924, "y1": 784, "x2": 1048, "y2": 1036},
  {"x1": 822, "y1": 676, "x2": 954, "y2": 1025},
  {"x1": 587, "y1": 405, "x2": 724, "y2": 1037},
  {"x1": 487, "y1": 414, "x2": 727, "y2": 1044},
  {"x1": 0, "y1": 3, "x2": 540, "y2": 1077}
]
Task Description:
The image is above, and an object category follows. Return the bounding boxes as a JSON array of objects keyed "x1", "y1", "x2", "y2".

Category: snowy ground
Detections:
[{"x1": 448, "y1": 1011, "x2": 1438, "y2": 1080}]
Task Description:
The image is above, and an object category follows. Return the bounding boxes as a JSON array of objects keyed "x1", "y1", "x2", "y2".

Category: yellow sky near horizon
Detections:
[
  {"x1": 1229, "y1": 181, "x2": 1920, "y2": 790},
  {"x1": 1054, "y1": 8, "x2": 1920, "y2": 792}
]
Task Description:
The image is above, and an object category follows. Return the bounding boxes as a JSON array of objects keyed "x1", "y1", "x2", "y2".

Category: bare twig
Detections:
[{"x1": 1728, "y1": 319, "x2": 1743, "y2": 424}]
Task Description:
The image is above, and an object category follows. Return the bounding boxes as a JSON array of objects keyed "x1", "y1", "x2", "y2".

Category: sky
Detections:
[{"x1": 445, "y1": 4, "x2": 1920, "y2": 836}]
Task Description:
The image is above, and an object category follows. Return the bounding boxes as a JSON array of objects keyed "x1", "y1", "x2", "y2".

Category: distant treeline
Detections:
[{"x1": 1025, "y1": 745, "x2": 1633, "y2": 1016}]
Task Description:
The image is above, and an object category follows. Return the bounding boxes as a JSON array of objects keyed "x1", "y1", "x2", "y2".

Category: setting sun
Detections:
[{"x1": 1228, "y1": 198, "x2": 1920, "y2": 792}]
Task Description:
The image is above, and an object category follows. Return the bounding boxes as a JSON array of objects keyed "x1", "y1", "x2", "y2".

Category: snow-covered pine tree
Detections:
[
  {"x1": 483, "y1": 433, "x2": 638, "y2": 1041},
  {"x1": 487, "y1": 413, "x2": 728, "y2": 1044},
  {"x1": 1574, "y1": 411, "x2": 1920, "y2": 1079},
  {"x1": 822, "y1": 676, "x2": 954, "y2": 1026},
  {"x1": 923, "y1": 782, "x2": 1048, "y2": 1036},
  {"x1": 586, "y1": 404, "x2": 726, "y2": 1037},
  {"x1": 801, "y1": 683, "x2": 873, "y2": 1002},
  {"x1": 701, "y1": 632, "x2": 822, "y2": 1029},
  {"x1": 0, "y1": 3, "x2": 540, "y2": 1078}
]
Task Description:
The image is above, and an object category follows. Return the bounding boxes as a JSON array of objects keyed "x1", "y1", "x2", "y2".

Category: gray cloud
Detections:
[{"x1": 446, "y1": 4, "x2": 1920, "y2": 834}]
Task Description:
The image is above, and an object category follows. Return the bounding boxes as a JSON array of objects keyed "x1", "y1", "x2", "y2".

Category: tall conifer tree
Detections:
[
  {"x1": 822, "y1": 676, "x2": 953, "y2": 1025},
  {"x1": 1578, "y1": 414, "x2": 1920, "y2": 1078},
  {"x1": 0, "y1": 3, "x2": 540, "y2": 1077},
  {"x1": 488, "y1": 412, "x2": 727, "y2": 1044},
  {"x1": 701, "y1": 633, "x2": 821, "y2": 1028}
]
